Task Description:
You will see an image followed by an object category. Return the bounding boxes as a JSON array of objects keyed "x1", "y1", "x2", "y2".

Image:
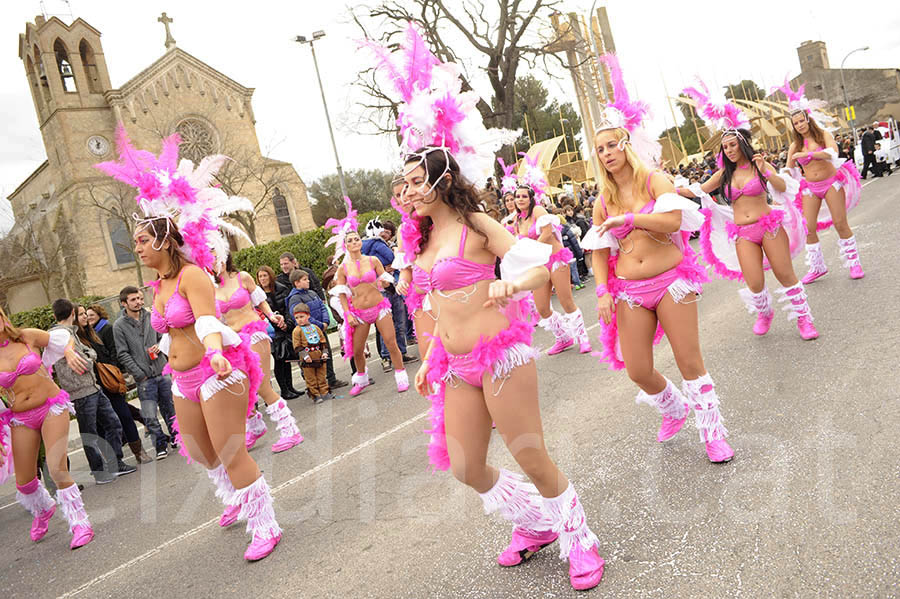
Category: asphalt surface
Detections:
[{"x1": 1, "y1": 175, "x2": 898, "y2": 599}]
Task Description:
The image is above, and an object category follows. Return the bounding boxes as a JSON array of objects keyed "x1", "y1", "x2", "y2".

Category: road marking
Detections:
[{"x1": 55, "y1": 318, "x2": 602, "y2": 597}]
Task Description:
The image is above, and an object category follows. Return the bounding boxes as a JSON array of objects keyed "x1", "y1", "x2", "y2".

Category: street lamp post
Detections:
[
  {"x1": 295, "y1": 31, "x2": 348, "y2": 199},
  {"x1": 840, "y1": 46, "x2": 869, "y2": 149}
]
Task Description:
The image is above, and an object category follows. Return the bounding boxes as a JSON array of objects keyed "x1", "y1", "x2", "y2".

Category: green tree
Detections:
[
  {"x1": 511, "y1": 74, "x2": 581, "y2": 154},
  {"x1": 724, "y1": 79, "x2": 765, "y2": 102},
  {"x1": 308, "y1": 168, "x2": 394, "y2": 226}
]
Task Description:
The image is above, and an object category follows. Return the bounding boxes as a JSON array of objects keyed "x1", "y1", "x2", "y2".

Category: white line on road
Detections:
[{"x1": 55, "y1": 320, "x2": 601, "y2": 597}]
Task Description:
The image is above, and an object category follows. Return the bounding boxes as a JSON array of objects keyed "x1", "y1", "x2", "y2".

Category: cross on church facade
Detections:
[{"x1": 158, "y1": 12, "x2": 176, "y2": 50}]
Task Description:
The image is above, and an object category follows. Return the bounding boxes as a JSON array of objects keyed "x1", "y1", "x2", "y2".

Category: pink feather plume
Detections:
[{"x1": 598, "y1": 53, "x2": 650, "y2": 132}]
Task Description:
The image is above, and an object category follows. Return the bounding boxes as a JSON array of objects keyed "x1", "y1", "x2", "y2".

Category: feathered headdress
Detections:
[
  {"x1": 772, "y1": 77, "x2": 835, "y2": 130},
  {"x1": 324, "y1": 196, "x2": 359, "y2": 262},
  {"x1": 360, "y1": 22, "x2": 520, "y2": 186},
  {"x1": 595, "y1": 53, "x2": 661, "y2": 166},
  {"x1": 681, "y1": 77, "x2": 751, "y2": 134},
  {"x1": 94, "y1": 124, "x2": 252, "y2": 272},
  {"x1": 497, "y1": 157, "x2": 518, "y2": 195},
  {"x1": 517, "y1": 151, "x2": 549, "y2": 204}
]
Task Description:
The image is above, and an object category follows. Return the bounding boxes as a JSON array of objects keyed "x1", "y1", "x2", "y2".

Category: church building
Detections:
[{"x1": 3, "y1": 14, "x2": 315, "y2": 313}]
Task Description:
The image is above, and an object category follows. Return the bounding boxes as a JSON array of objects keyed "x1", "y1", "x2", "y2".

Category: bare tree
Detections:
[
  {"x1": 1, "y1": 204, "x2": 72, "y2": 301},
  {"x1": 350, "y1": 0, "x2": 566, "y2": 139},
  {"x1": 82, "y1": 180, "x2": 146, "y2": 286}
]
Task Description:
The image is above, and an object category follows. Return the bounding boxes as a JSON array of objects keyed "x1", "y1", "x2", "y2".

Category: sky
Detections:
[{"x1": 2, "y1": 0, "x2": 898, "y2": 226}]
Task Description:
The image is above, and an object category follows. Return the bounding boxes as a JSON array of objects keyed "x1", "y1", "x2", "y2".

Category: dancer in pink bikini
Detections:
[
  {"x1": 216, "y1": 254, "x2": 303, "y2": 453},
  {"x1": 96, "y1": 127, "x2": 281, "y2": 561},
  {"x1": 677, "y1": 79, "x2": 817, "y2": 339},
  {"x1": 512, "y1": 169, "x2": 592, "y2": 355},
  {"x1": 0, "y1": 306, "x2": 95, "y2": 549},
  {"x1": 777, "y1": 79, "x2": 864, "y2": 282},
  {"x1": 582, "y1": 55, "x2": 734, "y2": 463},
  {"x1": 328, "y1": 201, "x2": 409, "y2": 397}
]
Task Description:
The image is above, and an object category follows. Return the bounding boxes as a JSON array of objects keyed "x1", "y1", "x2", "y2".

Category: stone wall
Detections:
[{"x1": 794, "y1": 68, "x2": 900, "y2": 126}]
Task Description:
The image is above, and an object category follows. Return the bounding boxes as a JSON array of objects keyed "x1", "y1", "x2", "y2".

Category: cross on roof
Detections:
[{"x1": 158, "y1": 12, "x2": 176, "y2": 51}]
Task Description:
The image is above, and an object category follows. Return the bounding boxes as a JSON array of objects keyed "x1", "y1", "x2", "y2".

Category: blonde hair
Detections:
[
  {"x1": 594, "y1": 127, "x2": 652, "y2": 215},
  {"x1": 0, "y1": 305, "x2": 25, "y2": 344}
]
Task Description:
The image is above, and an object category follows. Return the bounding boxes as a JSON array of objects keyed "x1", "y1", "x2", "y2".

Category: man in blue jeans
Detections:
[
  {"x1": 361, "y1": 219, "x2": 418, "y2": 372},
  {"x1": 113, "y1": 286, "x2": 177, "y2": 460}
]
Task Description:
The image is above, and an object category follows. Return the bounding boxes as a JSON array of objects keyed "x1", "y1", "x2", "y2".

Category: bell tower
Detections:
[{"x1": 18, "y1": 16, "x2": 116, "y2": 184}]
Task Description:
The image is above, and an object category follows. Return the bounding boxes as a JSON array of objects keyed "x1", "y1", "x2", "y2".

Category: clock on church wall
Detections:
[{"x1": 87, "y1": 135, "x2": 110, "y2": 156}]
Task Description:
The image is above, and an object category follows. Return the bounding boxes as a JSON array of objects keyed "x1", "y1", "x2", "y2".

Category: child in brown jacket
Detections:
[{"x1": 291, "y1": 303, "x2": 331, "y2": 403}]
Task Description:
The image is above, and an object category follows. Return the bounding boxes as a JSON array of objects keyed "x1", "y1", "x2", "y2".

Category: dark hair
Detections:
[
  {"x1": 381, "y1": 220, "x2": 396, "y2": 236},
  {"x1": 256, "y1": 265, "x2": 277, "y2": 292},
  {"x1": 75, "y1": 305, "x2": 101, "y2": 346},
  {"x1": 289, "y1": 268, "x2": 309, "y2": 284},
  {"x1": 140, "y1": 217, "x2": 186, "y2": 279},
  {"x1": 279, "y1": 252, "x2": 296, "y2": 262},
  {"x1": 403, "y1": 148, "x2": 487, "y2": 251},
  {"x1": 86, "y1": 304, "x2": 109, "y2": 320},
  {"x1": 119, "y1": 286, "x2": 140, "y2": 305},
  {"x1": 224, "y1": 253, "x2": 238, "y2": 275},
  {"x1": 719, "y1": 129, "x2": 766, "y2": 204},
  {"x1": 52, "y1": 298, "x2": 75, "y2": 322},
  {"x1": 292, "y1": 302, "x2": 310, "y2": 315},
  {"x1": 790, "y1": 110, "x2": 825, "y2": 149},
  {"x1": 515, "y1": 185, "x2": 537, "y2": 219}
]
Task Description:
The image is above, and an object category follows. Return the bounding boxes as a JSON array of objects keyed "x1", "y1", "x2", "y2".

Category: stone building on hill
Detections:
[
  {"x1": 2, "y1": 14, "x2": 315, "y2": 313},
  {"x1": 769, "y1": 40, "x2": 900, "y2": 126}
]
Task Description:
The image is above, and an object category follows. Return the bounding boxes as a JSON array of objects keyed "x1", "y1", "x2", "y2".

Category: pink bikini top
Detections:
[
  {"x1": 0, "y1": 345, "x2": 42, "y2": 388},
  {"x1": 216, "y1": 276, "x2": 250, "y2": 314},
  {"x1": 515, "y1": 214, "x2": 551, "y2": 240},
  {"x1": 602, "y1": 174, "x2": 657, "y2": 239},
  {"x1": 150, "y1": 269, "x2": 196, "y2": 334},
  {"x1": 797, "y1": 139, "x2": 821, "y2": 166},
  {"x1": 411, "y1": 263, "x2": 431, "y2": 294},
  {"x1": 420, "y1": 225, "x2": 495, "y2": 291},
  {"x1": 344, "y1": 258, "x2": 378, "y2": 287},
  {"x1": 728, "y1": 174, "x2": 765, "y2": 201}
]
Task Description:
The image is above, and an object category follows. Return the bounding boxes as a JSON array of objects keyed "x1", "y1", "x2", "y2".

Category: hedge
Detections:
[
  {"x1": 233, "y1": 208, "x2": 402, "y2": 279},
  {"x1": 11, "y1": 295, "x2": 104, "y2": 330}
]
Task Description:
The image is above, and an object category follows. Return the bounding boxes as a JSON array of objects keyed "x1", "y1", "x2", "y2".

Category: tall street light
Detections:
[
  {"x1": 295, "y1": 31, "x2": 348, "y2": 199},
  {"x1": 840, "y1": 46, "x2": 869, "y2": 148}
]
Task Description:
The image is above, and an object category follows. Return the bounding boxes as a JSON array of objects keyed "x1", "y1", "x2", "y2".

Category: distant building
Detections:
[
  {"x1": 769, "y1": 40, "x2": 900, "y2": 127},
  {"x1": 2, "y1": 14, "x2": 315, "y2": 313}
]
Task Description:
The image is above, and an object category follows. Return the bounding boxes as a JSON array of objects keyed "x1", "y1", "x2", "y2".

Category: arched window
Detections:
[
  {"x1": 107, "y1": 214, "x2": 133, "y2": 266},
  {"x1": 271, "y1": 188, "x2": 294, "y2": 235},
  {"x1": 175, "y1": 118, "x2": 218, "y2": 163},
  {"x1": 25, "y1": 55, "x2": 46, "y2": 113},
  {"x1": 34, "y1": 45, "x2": 51, "y2": 104},
  {"x1": 79, "y1": 39, "x2": 101, "y2": 94},
  {"x1": 53, "y1": 39, "x2": 76, "y2": 92}
]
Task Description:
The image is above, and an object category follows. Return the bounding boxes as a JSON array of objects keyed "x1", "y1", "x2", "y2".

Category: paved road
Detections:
[{"x1": 2, "y1": 176, "x2": 898, "y2": 599}]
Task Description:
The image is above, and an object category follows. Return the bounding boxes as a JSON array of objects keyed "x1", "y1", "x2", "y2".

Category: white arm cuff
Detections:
[
  {"x1": 391, "y1": 253, "x2": 411, "y2": 270},
  {"x1": 329, "y1": 296, "x2": 345, "y2": 317},
  {"x1": 534, "y1": 214, "x2": 560, "y2": 230},
  {"x1": 500, "y1": 238, "x2": 551, "y2": 283},
  {"x1": 42, "y1": 329, "x2": 71, "y2": 369},
  {"x1": 378, "y1": 272, "x2": 394, "y2": 285},
  {"x1": 329, "y1": 285, "x2": 352, "y2": 297},
  {"x1": 194, "y1": 315, "x2": 242, "y2": 348},
  {"x1": 580, "y1": 226, "x2": 617, "y2": 252},
  {"x1": 652, "y1": 192, "x2": 704, "y2": 232},
  {"x1": 249, "y1": 286, "x2": 267, "y2": 307}
]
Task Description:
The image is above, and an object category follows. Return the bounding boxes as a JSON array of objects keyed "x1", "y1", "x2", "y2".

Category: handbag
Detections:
[
  {"x1": 96, "y1": 362, "x2": 128, "y2": 394},
  {"x1": 273, "y1": 336, "x2": 298, "y2": 362}
]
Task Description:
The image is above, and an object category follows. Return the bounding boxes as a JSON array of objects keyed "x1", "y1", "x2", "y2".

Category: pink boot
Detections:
[
  {"x1": 739, "y1": 287, "x2": 774, "y2": 336},
  {"x1": 56, "y1": 483, "x2": 94, "y2": 549},
  {"x1": 801, "y1": 243, "x2": 828, "y2": 284},
  {"x1": 266, "y1": 399, "x2": 304, "y2": 453},
  {"x1": 683, "y1": 374, "x2": 734, "y2": 463},
  {"x1": 838, "y1": 236, "x2": 865, "y2": 279},
  {"x1": 234, "y1": 476, "x2": 282, "y2": 561},
  {"x1": 478, "y1": 469, "x2": 556, "y2": 567},
  {"x1": 565, "y1": 309, "x2": 592, "y2": 354},
  {"x1": 636, "y1": 377, "x2": 689, "y2": 442},
  {"x1": 245, "y1": 409, "x2": 267, "y2": 449},
  {"x1": 16, "y1": 477, "x2": 57, "y2": 542},
  {"x1": 207, "y1": 465, "x2": 241, "y2": 527},
  {"x1": 540, "y1": 312, "x2": 574, "y2": 355},
  {"x1": 543, "y1": 482, "x2": 605, "y2": 591},
  {"x1": 395, "y1": 369, "x2": 409, "y2": 393},
  {"x1": 776, "y1": 283, "x2": 818, "y2": 340},
  {"x1": 349, "y1": 371, "x2": 370, "y2": 397}
]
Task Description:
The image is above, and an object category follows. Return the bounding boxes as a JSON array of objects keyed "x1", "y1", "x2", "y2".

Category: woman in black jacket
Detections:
[
  {"x1": 78, "y1": 305, "x2": 150, "y2": 463},
  {"x1": 256, "y1": 266, "x2": 301, "y2": 399}
]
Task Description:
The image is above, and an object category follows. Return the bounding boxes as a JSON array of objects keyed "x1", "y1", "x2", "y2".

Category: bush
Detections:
[
  {"x1": 233, "y1": 208, "x2": 402, "y2": 278},
  {"x1": 10, "y1": 295, "x2": 104, "y2": 330}
]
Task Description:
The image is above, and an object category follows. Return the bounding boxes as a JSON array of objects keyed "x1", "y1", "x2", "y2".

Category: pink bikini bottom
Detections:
[
  {"x1": 726, "y1": 210, "x2": 784, "y2": 245},
  {"x1": 349, "y1": 297, "x2": 391, "y2": 324},
  {"x1": 1, "y1": 389, "x2": 74, "y2": 430},
  {"x1": 547, "y1": 247, "x2": 574, "y2": 272},
  {"x1": 802, "y1": 172, "x2": 844, "y2": 200},
  {"x1": 446, "y1": 342, "x2": 539, "y2": 390},
  {"x1": 240, "y1": 319, "x2": 271, "y2": 346},
  {"x1": 170, "y1": 362, "x2": 249, "y2": 403},
  {"x1": 615, "y1": 267, "x2": 703, "y2": 311}
]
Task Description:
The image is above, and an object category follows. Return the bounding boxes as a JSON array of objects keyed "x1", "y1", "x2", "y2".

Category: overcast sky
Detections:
[{"x1": 2, "y1": 0, "x2": 898, "y2": 211}]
